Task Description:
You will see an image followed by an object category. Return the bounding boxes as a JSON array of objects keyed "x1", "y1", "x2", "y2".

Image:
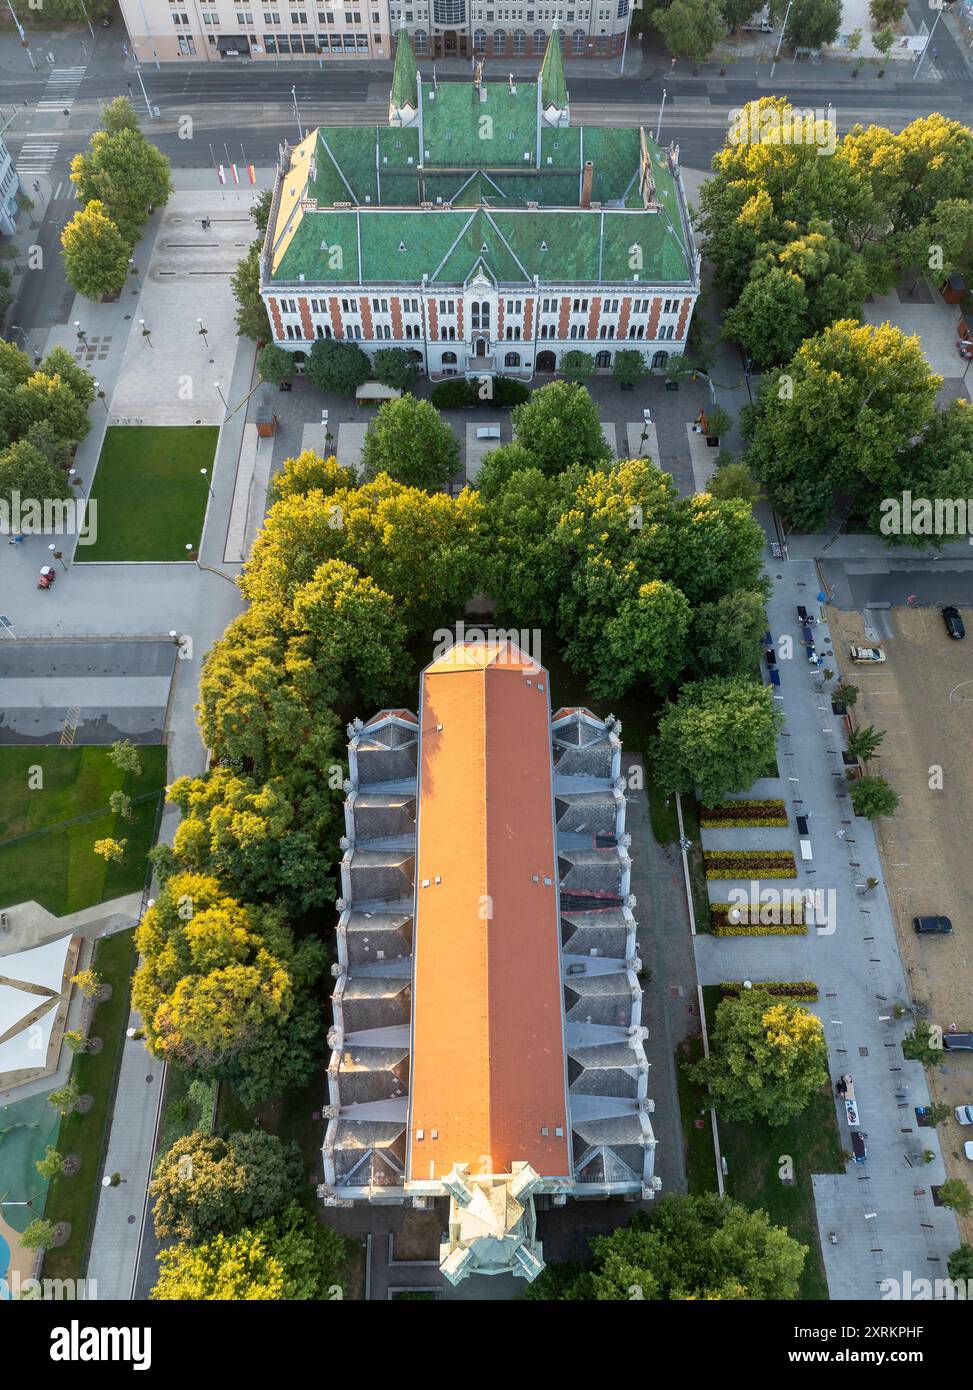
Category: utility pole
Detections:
[
  {"x1": 770, "y1": 0, "x2": 793, "y2": 80},
  {"x1": 291, "y1": 86, "x2": 304, "y2": 142},
  {"x1": 914, "y1": 2, "x2": 948, "y2": 80},
  {"x1": 5, "y1": 0, "x2": 36, "y2": 69},
  {"x1": 656, "y1": 88, "x2": 667, "y2": 145}
]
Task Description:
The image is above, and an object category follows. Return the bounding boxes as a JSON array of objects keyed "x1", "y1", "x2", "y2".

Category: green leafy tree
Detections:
[
  {"x1": 269, "y1": 449, "x2": 346, "y2": 502},
  {"x1": 869, "y1": 0, "x2": 905, "y2": 22},
  {"x1": 360, "y1": 394, "x2": 460, "y2": 491},
  {"x1": 71, "y1": 969, "x2": 104, "y2": 1000},
  {"x1": 939, "y1": 1180, "x2": 973, "y2": 1217},
  {"x1": 38, "y1": 347, "x2": 95, "y2": 409},
  {"x1": 901, "y1": 1020, "x2": 942, "y2": 1068},
  {"x1": 689, "y1": 589, "x2": 767, "y2": 677},
  {"x1": 653, "y1": 676, "x2": 784, "y2": 802},
  {"x1": 0, "y1": 440, "x2": 73, "y2": 514},
  {"x1": 692, "y1": 988, "x2": 829, "y2": 1125},
  {"x1": 526, "y1": 1193, "x2": 807, "y2": 1300},
  {"x1": 100, "y1": 95, "x2": 140, "y2": 135},
  {"x1": 150, "y1": 1130, "x2": 303, "y2": 1243},
  {"x1": 371, "y1": 346, "x2": 419, "y2": 391},
  {"x1": 744, "y1": 321, "x2": 940, "y2": 530},
  {"x1": 655, "y1": 493, "x2": 766, "y2": 608},
  {"x1": 21, "y1": 1219, "x2": 59, "y2": 1252},
  {"x1": 850, "y1": 774, "x2": 898, "y2": 819},
  {"x1": 563, "y1": 571, "x2": 691, "y2": 700},
  {"x1": 0, "y1": 339, "x2": 35, "y2": 388},
  {"x1": 109, "y1": 739, "x2": 143, "y2": 775},
  {"x1": 947, "y1": 1245, "x2": 973, "y2": 1282},
  {"x1": 708, "y1": 461, "x2": 761, "y2": 504},
  {"x1": 231, "y1": 242, "x2": 272, "y2": 342},
  {"x1": 872, "y1": 398, "x2": 973, "y2": 544},
  {"x1": 305, "y1": 338, "x2": 371, "y2": 395},
  {"x1": 719, "y1": 0, "x2": 761, "y2": 26},
  {"x1": 834, "y1": 680, "x2": 859, "y2": 707},
  {"x1": 872, "y1": 24, "x2": 894, "y2": 66},
  {"x1": 10, "y1": 371, "x2": 91, "y2": 446},
  {"x1": 480, "y1": 465, "x2": 577, "y2": 627},
  {"x1": 93, "y1": 836, "x2": 126, "y2": 863},
  {"x1": 47, "y1": 1081, "x2": 82, "y2": 1116},
  {"x1": 61, "y1": 199, "x2": 131, "y2": 301},
  {"x1": 611, "y1": 349, "x2": 648, "y2": 387},
  {"x1": 257, "y1": 343, "x2": 294, "y2": 386},
  {"x1": 511, "y1": 381, "x2": 613, "y2": 476},
  {"x1": 251, "y1": 187, "x2": 274, "y2": 234},
  {"x1": 559, "y1": 349, "x2": 595, "y2": 383},
  {"x1": 769, "y1": 0, "x2": 841, "y2": 48},
  {"x1": 474, "y1": 441, "x2": 539, "y2": 499},
  {"x1": 846, "y1": 724, "x2": 885, "y2": 762},
  {"x1": 652, "y1": 0, "x2": 726, "y2": 60},
  {"x1": 70, "y1": 125, "x2": 173, "y2": 244},
  {"x1": 36, "y1": 1146, "x2": 68, "y2": 1181},
  {"x1": 109, "y1": 789, "x2": 133, "y2": 820},
  {"x1": 151, "y1": 1204, "x2": 346, "y2": 1301}
]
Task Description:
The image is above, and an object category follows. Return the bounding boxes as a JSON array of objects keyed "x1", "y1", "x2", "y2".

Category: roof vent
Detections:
[
  {"x1": 421, "y1": 878, "x2": 430, "y2": 888},
  {"x1": 546, "y1": 156, "x2": 553, "y2": 165},
  {"x1": 383, "y1": 156, "x2": 388, "y2": 164},
  {"x1": 523, "y1": 152, "x2": 530, "y2": 161},
  {"x1": 555, "y1": 1126, "x2": 564, "y2": 1138},
  {"x1": 429, "y1": 91, "x2": 435, "y2": 101},
  {"x1": 539, "y1": 241, "x2": 548, "y2": 252},
  {"x1": 298, "y1": 273, "x2": 305, "y2": 281},
  {"x1": 480, "y1": 242, "x2": 488, "y2": 253},
  {"x1": 407, "y1": 156, "x2": 414, "y2": 164},
  {"x1": 416, "y1": 1128, "x2": 424, "y2": 1140},
  {"x1": 541, "y1": 1126, "x2": 549, "y2": 1136},
  {"x1": 364, "y1": 195, "x2": 371, "y2": 203},
  {"x1": 399, "y1": 240, "x2": 406, "y2": 251}
]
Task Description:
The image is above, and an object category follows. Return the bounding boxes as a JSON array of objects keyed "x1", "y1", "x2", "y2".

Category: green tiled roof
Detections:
[
  {"x1": 422, "y1": 81, "x2": 538, "y2": 169},
  {"x1": 390, "y1": 28, "x2": 418, "y2": 111},
  {"x1": 540, "y1": 30, "x2": 568, "y2": 111}
]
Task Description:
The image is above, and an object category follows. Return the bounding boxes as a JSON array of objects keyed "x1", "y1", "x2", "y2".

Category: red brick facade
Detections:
[{"x1": 390, "y1": 296, "x2": 404, "y2": 340}]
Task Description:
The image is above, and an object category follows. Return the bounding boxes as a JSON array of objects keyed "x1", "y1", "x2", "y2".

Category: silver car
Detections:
[{"x1": 956, "y1": 1105, "x2": 973, "y2": 1125}]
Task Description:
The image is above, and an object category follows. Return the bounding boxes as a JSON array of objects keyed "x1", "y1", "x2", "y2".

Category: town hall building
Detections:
[{"x1": 260, "y1": 27, "x2": 699, "y2": 380}]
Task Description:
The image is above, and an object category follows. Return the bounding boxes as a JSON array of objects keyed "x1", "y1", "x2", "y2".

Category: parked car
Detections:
[
  {"x1": 913, "y1": 916, "x2": 953, "y2": 935},
  {"x1": 943, "y1": 1033, "x2": 973, "y2": 1052},
  {"x1": 954, "y1": 1105, "x2": 973, "y2": 1125},
  {"x1": 850, "y1": 645, "x2": 886, "y2": 663},
  {"x1": 965, "y1": 1141, "x2": 973, "y2": 1160},
  {"x1": 942, "y1": 606, "x2": 966, "y2": 640}
]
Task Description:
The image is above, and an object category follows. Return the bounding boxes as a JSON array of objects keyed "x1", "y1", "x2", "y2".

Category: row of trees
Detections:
[
  {"x1": 62, "y1": 98, "x2": 172, "y2": 302},
  {"x1": 650, "y1": 0, "x2": 847, "y2": 64},
  {"x1": 0, "y1": 339, "x2": 96, "y2": 511}
]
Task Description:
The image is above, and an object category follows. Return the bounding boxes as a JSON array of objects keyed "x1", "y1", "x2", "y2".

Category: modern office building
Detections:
[
  {"x1": 260, "y1": 29, "x2": 699, "y2": 380},
  {"x1": 0, "y1": 132, "x2": 22, "y2": 237},
  {"x1": 320, "y1": 640, "x2": 658, "y2": 1286}
]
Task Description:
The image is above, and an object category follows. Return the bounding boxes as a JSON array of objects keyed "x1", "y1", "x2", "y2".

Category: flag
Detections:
[
  {"x1": 230, "y1": 164, "x2": 239, "y2": 185},
  {"x1": 217, "y1": 165, "x2": 226, "y2": 185},
  {"x1": 247, "y1": 164, "x2": 256, "y2": 185}
]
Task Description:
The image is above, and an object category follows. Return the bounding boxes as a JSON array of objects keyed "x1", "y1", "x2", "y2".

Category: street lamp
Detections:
[
  {"x1": 200, "y1": 467, "x2": 214, "y2": 498},
  {"x1": 74, "y1": 320, "x2": 90, "y2": 350},
  {"x1": 914, "y1": 3, "x2": 950, "y2": 80},
  {"x1": 48, "y1": 543, "x2": 67, "y2": 572},
  {"x1": 139, "y1": 318, "x2": 153, "y2": 348},
  {"x1": 185, "y1": 543, "x2": 198, "y2": 566},
  {"x1": 93, "y1": 380, "x2": 109, "y2": 412},
  {"x1": 10, "y1": 323, "x2": 39, "y2": 360},
  {"x1": 197, "y1": 318, "x2": 209, "y2": 348},
  {"x1": 129, "y1": 258, "x2": 141, "y2": 292},
  {"x1": 213, "y1": 381, "x2": 228, "y2": 411}
]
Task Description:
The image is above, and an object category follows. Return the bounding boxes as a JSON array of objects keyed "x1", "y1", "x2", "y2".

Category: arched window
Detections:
[
  {"x1": 413, "y1": 28, "x2": 428, "y2": 53},
  {"x1": 493, "y1": 27, "x2": 507, "y2": 53},
  {"x1": 559, "y1": 28, "x2": 566, "y2": 48},
  {"x1": 316, "y1": 324, "x2": 324, "y2": 338},
  {"x1": 285, "y1": 324, "x2": 295, "y2": 339},
  {"x1": 442, "y1": 350, "x2": 458, "y2": 364},
  {"x1": 652, "y1": 350, "x2": 669, "y2": 369},
  {"x1": 572, "y1": 28, "x2": 585, "y2": 54},
  {"x1": 473, "y1": 28, "x2": 486, "y2": 51},
  {"x1": 595, "y1": 349, "x2": 611, "y2": 368},
  {"x1": 512, "y1": 28, "x2": 526, "y2": 54},
  {"x1": 532, "y1": 27, "x2": 545, "y2": 52},
  {"x1": 504, "y1": 351, "x2": 521, "y2": 368}
]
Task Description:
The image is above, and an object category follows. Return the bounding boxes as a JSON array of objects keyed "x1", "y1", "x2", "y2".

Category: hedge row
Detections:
[
  {"x1": 708, "y1": 866, "x2": 798, "y2": 880},
  {"x1": 709, "y1": 901, "x2": 806, "y2": 929},
  {"x1": 719, "y1": 981, "x2": 819, "y2": 1000},
  {"x1": 700, "y1": 799, "x2": 788, "y2": 828},
  {"x1": 711, "y1": 921, "x2": 807, "y2": 936},
  {"x1": 699, "y1": 814, "x2": 789, "y2": 828},
  {"x1": 429, "y1": 376, "x2": 531, "y2": 409},
  {"x1": 703, "y1": 851, "x2": 797, "y2": 879}
]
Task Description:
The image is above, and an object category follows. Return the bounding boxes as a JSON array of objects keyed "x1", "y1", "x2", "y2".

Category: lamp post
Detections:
[
  {"x1": 48, "y1": 543, "x2": 67, "y2": 572},
  {"x1": 128, "y1": 258, "x2": 141, "y2": 292},
  {"x1": 770, "y1": 0, "x2": 793, "y2": 79},
  {"x1": 200, "y1": 467, "x2": 214, "y2": 498},
  {"x1": 197, "y1": 318, "x2": 209, "y2": 348},
  {"x1": 10, "y1": 324, "x2": 39, "y2": 361},
  {"x1": 74, "y1": 320, "x2": 90, "y2": 351},
  {"x1": 213, "y1": 381, "x2": 228, "y2": 411},
  {"x1": 185, "y1": 543, "x2": 199, "y2": 567},
  {"x1": 5, "y1": 1, "x2": 36, "y2": 69},
  {"x1": 914, "y1": 3, "x2": 948, "y2": 80},
  {"x1": 75, "y1": 0, "x2": 95, "y2": 41},
  {"x1": 139, "y1": 318, "x2": 153, "y2": 348},
  {"x1": 93, "y1": 380, "x2": 109, "y2": 413}
]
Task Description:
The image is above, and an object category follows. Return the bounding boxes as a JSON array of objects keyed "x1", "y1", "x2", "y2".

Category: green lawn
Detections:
[
  {"x1": 676, "y1": 1035, "x2": 719, "y2": 1196},
  {"x1": 42, "y1": 929, "x2": 138, "y2": 1282},
  {"x1": 76, "y1": 425, "x2": 218, "y2": 562},
  {"x1": 701, "y1": 987, "x2": 845, "y2": 1301},
  {"x1": 0, "y1": 745, "x2": 167, "y2": 914}
]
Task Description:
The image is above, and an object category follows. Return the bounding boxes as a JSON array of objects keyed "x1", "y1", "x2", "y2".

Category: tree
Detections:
[
  {"x1": 527, "y1": 1193, "x2": 807, "y2": 1300},
  {"x1": 850, "y1": 774, "x2": 898, "y2": 819},
  {"x1": 474, "y1": 441, "x2": 539, "y2": 499},
  {"x1": 305, "y1": 338, "x2": 370, "y2": 395},
  {"x1": 510, "y1": 381, "x2": 613, "y2": 476},
  {"x1": 692, "y1": 988, "x2": 828, "y2": 1125},
  {"x1": 61, "y1": 200, "x2": 131, "y2": 301},
  {"x1": 689, "y1": 589, "x2": 767, "y2": 678},
  {"x1": 869, "y1": 0, "x2": 905, "y2": 22},
  {"x1": 251, "y1": 187, "x2": 274, "y2": 234},
  {"x1": 481, "y1": 465, "x2": 576, "y2": 626},
  {"x1": 371, "y1": 346, "x2": 419, "y2": 391},
  {"x1": 70, "y1": 125, "x2": 173, "y2": 244},
  {"x1": 93, "y1": 836, "x2": 126, "y2": 863},
  {"x1": 151, "y1": 1203, "x2": 346, "y2": 1301},
  {"x1": 109, "y1": 789, "x2": 133, "y2": 820},
  {"x1": 947, "y1": 1245, "x2": 973, "y2": 1282},
  {"x1": 703, "y1": 406, "x2": 733, "y2": 441},
  {"x1": 768, "y1": 0, "x2": 841, "y2": 48},
  {"x1": 100, "y1": 95, "x2": 140, "y2": 136},
  {"x1": 109, "y1": 739, "x2": 142, "y2": 775},
  {"x1": 48, "y1": 1081, "x2": 82, "y2": 1116},
  {"x1": 11, "y1": 371, "x2": 91, "y2": 446},
  {"x1": 719, "y1": 0, "x2": 761, "y2": 26},
  {"x1": 563, "y1": 572, "x2": 692, "y2": 700},
  {"x1": 150, "y1": 1130, "x2": 303, "y2": 1243},
  {"x1": 708, "y1": 461, "x2": 761, "y2": 505},
  {"x1": 359, "y1": 394, "x2": 460, "y2": 491},
  {"x1": 38, "y1": 347, "x2": 95, "y2": 409},
  {"x1": 902, "y1": 1020, "x2": 942, "y2": 1068},
  {"x1": 846, "y1": 724, "x2": 885, "y2": 762},
  {"x1": 939, "y1": 1180, "x2": 973, "y2": 1217},
  {"x1": 257, "y1": 343, "x2": 294, "y2": 386},
  {"x1": 21, "y1": 1219, "x2": 59, "y2": 1252},
  {"x1": 873, "y1": 398, "x2": 973, "y2": 544},
  {"x1": 0, "y1": 441, "x2": 73, "y2": 514},
  {"x1": 872, "y1": 24, "x2": 894, "y2": 67},
  {"x1": 834, "y1": 681, "x2": 859, "y2": 707},
  {"x1": 744, "y1": 321, "x2": 940, "y2": 530},
  {"x1": 559, "y1": 349, "x2": 595, "y2": 383},
  {"x1": 71, "y1": 969, "x2": 104, "y2": 1000},
  {"x1": 36, "y1": 1147, "x2": 68, "y2": 1181},
  {"x1": 652, "y1": 0, "x2": 726, "y2": 61},
  {"x1": 231, "y1": 242, "x2": 272, "y2": 342},
  {"x1": 611, "y1": 349, "x2": 648, "y2": 388},
  {"x1": 653, "y1": 677, "x2": 784, "y2": 803}
]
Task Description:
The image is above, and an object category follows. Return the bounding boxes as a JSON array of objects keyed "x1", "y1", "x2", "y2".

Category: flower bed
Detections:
[
  {"x1": 709, "y1": 901, "x2": 806, "y2": 934},
  {"x1": 704, "y1": 850, "x2": 797, "y2": 879},
  {"x1": 719, "y1": 981, "x2": 819, "y2": 1001},
  {"x1": 699, "y1": 799, "x2": 788, "y2": 829}
]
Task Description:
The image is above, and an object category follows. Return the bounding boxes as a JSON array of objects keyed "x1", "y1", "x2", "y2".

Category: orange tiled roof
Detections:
[{"x1": 407, "y1": 642, "x2": 571, "y2": 1180}]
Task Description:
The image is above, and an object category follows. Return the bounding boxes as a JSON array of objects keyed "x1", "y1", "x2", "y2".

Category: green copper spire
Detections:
[
  {"x1": 540, "y1": 28, "x2": 568, "y2": 111},
  {"x1": 391, "y1": 26, "x2": 419, "y2": 111}
]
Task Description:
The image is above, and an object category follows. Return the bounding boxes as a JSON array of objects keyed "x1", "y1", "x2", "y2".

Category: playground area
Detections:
[{"x1": 0, "y1": 1091, "x2": 59, "y2": 1290}]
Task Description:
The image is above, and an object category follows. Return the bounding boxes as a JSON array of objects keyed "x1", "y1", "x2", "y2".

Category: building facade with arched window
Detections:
[
  {"x1": 261, "y1": 32, "x2": 699, "y2": 380},
  {"x1": 386, "y1": 1, "x2": 631, "y2": 60}
]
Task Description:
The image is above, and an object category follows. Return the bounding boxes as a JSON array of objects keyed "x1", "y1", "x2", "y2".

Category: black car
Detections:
[
  {"x1": 943, "y1": 1033, "x2": 973, "y2": 1052},
  {"x1": 943, "y1": 606, "x2": 965, "y2": 640},
  {"x1": 913, "y1": 915, "x2": 953, "y2": 935}
]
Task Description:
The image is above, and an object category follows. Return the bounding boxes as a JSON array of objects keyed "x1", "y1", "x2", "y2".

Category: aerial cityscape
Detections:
[{"x1": 1, "y1": 0, "x2": 973, "y2": 1352}]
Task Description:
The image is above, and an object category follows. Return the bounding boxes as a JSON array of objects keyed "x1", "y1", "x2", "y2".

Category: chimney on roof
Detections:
[{"x1": 581, "y1": 160, "x2": 594, "y2": 209}]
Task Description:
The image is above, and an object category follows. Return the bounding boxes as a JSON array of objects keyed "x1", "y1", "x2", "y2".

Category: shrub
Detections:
[
  {"x1": 700, "y1": 799, "x2": 788, "y2": 828},
  {"x1": 492, "y1": 376, "x2": 531, "y2": 407},
  {"x1": 719, "y1": 981, "x2": 819, "y2": 1001},
  {"x1": 431, "y1": 378, "x2": 476, "y2": 409},
  {"x1": 703, "y1": 851, "x2": 797, "y2": 880}
]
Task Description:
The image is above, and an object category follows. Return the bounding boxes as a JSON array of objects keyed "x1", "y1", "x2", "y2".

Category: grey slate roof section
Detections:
[
  {"x1": 343, "y1": 912, "x2": 414, "y2": 967},
  {"x1": 351, "y1": 791, "x2": 418, "y2": 840},
  {"x1": 561, "y1": 910, "x2": 630, "y2": 959},
  {"x1": 339, "y1": 977, "x2": 412, "y2": 1031},
  {"x1": 346, "y1": 848, "x2": 416, "y2": 902},
  {"x1": 555, "y1": 790, "x2": 617, "y2": 834},
  {"x1": 558, "y1": 848, "x2": 624, "y2": 895},
  {"x1": 334, "y1": 1046, "x2": 409, "y2": 1104},
  {"x1": 552, "y1": 741, "x2": 614, "y2": 778},
  {"x1": 356, "y1": 739, "x2": 419, "y2": 785},
  {"x1": 563, "y1": 972, "x2": 633, "y2": 1026}
]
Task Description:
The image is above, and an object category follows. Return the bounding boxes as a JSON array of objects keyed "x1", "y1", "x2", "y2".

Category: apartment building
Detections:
[
  {"x1": 117, "y1": 0, "x2": 392, "y2": 62},
  {"x1": 0, "y1": 133, "x2": 22, "y2": 237},
  {"x1": 260, "y1": 30, "x2": 699, "y2": 380},
  {"x1": 390, "y1": 0, "x2": 634, "y2": 60}
]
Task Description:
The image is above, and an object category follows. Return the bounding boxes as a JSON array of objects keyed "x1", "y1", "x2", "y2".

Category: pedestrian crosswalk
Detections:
[
  {"x1": 15, "y1": 140, "x2": 61, "y2": 175},
  {"x1": 36, "y1": 66, "x2": 86, "y2": 115}
]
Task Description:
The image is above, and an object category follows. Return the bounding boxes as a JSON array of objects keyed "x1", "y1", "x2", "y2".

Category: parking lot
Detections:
[{"x1": 828, "y1": 605, "x2": 973, "y2": 1222}]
